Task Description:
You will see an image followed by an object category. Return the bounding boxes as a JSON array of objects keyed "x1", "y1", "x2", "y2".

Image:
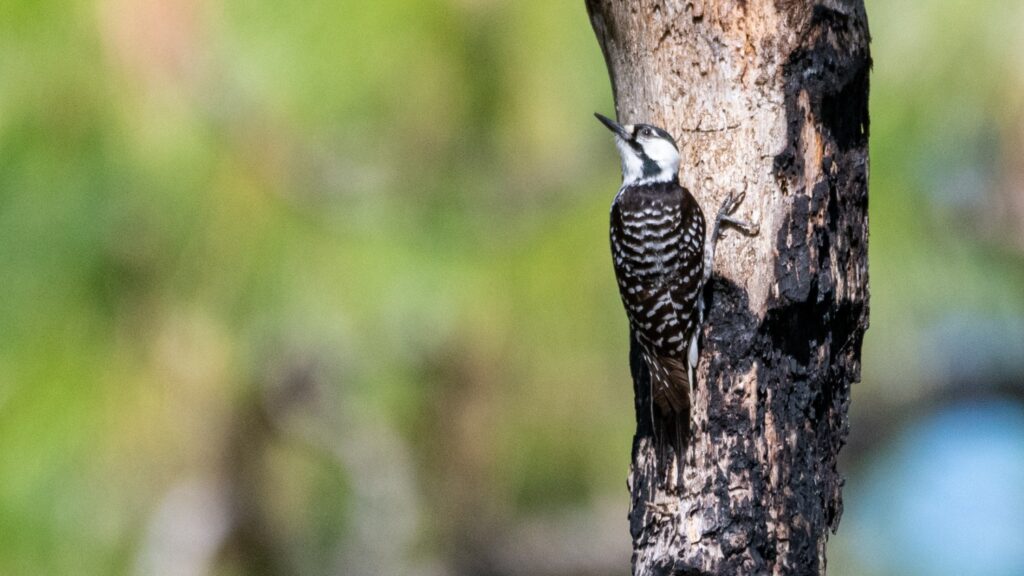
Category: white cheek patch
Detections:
[{"x1": 644, "y1": 139, "x2": 680, "y2": 171}]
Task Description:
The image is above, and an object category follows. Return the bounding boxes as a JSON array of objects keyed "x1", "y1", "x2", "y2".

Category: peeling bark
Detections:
[{"x1": 585, "y1": 1, "x2": 871, "y2": 574}]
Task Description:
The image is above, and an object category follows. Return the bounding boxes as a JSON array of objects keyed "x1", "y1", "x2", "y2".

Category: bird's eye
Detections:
[{"x1": 642, "y1": 128, "x2": 653, "y2": 137}]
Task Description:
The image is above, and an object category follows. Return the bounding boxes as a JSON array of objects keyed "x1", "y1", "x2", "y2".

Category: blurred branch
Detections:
[
  {"x1": 259, "y1": 352, "x2": 435, "y2": 576},
  {"x1": 136, "y1": 347, "x2": 437, "y2": 576},
  {"x1": 134, "y1": 479, "x2": 231, "y2": 576},
  {"x1": 994, "y1": 112, "x2": 1024, "y2": 252}
]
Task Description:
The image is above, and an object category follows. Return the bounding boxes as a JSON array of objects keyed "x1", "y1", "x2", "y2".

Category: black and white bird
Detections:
[{"x1": 595, "y1": 112, "x2": 753, "y2": 423}]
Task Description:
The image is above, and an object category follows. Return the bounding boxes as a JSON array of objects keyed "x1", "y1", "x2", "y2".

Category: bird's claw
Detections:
[
  {"x1": 717, "y1": 190, "x2": 744, "y2": 218},
  {"x1": 715, "y1": 189, "x2": 759, "y2": 236},
  {"x1": 729, "y1": 190, "x2": 745, "y2": 212}
]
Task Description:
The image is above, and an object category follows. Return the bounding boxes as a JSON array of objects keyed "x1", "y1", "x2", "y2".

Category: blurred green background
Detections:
[{"x1": 2, "y1": 1, "x2": 1024, "y2": 575}]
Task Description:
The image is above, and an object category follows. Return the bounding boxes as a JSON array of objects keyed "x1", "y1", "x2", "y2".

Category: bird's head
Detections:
[{"x1": 595, "y1": 112, "x2": 680, "y2": 186}]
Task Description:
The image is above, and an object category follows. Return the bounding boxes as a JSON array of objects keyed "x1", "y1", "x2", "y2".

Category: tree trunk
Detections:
[{"x1": 585, "y1": 1, "x2": 870, "y2": 574}]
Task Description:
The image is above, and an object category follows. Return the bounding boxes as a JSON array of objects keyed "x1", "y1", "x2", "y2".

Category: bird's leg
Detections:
[{"x1": 703, "y1": 190, "x2": 758, "y2": 287}]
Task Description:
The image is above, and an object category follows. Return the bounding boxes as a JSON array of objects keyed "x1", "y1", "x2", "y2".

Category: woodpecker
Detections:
[{"x1": 595, "y1": 112, "x2": 755, "y2": 422}]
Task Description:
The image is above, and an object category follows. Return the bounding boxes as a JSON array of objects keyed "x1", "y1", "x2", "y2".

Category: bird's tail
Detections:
[{"x1": 643, "y1": 351, "x2": 692, "y2": 482}]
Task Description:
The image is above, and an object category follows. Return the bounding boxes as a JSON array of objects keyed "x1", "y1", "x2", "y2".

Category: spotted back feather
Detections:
[{"x1": 610, "y1": 180, "x2": 705, "y2": 415}]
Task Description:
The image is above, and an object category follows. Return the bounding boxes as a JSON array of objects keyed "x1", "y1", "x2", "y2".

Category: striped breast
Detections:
[{"x1": 610, "y1": 180, "x2": 706, "y2": 358}]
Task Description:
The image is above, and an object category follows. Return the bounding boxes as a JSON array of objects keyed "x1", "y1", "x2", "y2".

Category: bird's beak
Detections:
[{"x1": 595, "y1": 112, "x2": 629, "y2": 140}]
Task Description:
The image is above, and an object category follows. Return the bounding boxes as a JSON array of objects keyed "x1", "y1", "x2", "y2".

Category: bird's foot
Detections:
[{"x1": 715, "y1": 190, "x2": 759, "y2": 236}]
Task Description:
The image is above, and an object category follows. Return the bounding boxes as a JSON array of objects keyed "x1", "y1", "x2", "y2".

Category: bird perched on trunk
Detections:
[{"x1": 595, "y1": 112, "x2": 756, "y2": 443}]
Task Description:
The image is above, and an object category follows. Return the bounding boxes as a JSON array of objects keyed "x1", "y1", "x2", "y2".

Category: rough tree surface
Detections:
[{"x1": 585, "y1": 1, "x2": 870, "y2": 574}]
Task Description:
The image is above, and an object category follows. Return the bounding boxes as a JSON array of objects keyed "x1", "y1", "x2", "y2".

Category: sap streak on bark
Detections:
[{"x1": 585, "y1": 1, "x2": 870, "y2": 574}]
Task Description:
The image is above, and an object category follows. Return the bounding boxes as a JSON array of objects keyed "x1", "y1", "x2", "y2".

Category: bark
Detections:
[{"x1": 584, "y1": 1, "x2": 871, "y2": 574}]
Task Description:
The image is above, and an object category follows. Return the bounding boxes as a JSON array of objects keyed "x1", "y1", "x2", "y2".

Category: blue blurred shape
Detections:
[{"x1": 851, "y1": 400, "x2": 1024, "y2": 576}]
